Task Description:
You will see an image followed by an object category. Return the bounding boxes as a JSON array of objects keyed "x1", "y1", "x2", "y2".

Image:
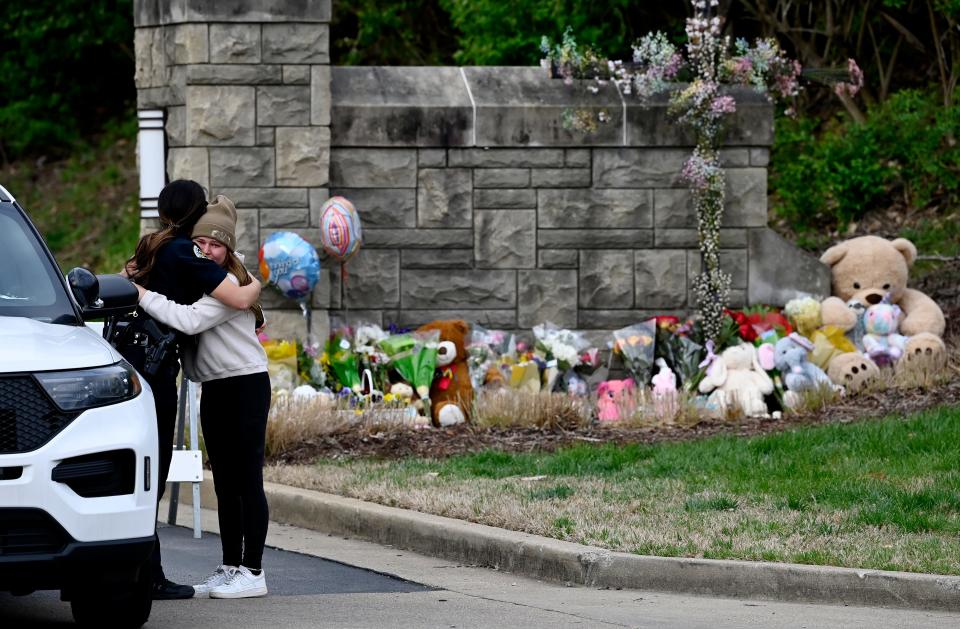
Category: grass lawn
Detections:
[
  {"x1": 266, "y1": 404, "x2": 960, "y2": 575},
  {"x1": 0, "y1": 117, "x2": 140, "y2": 275}
]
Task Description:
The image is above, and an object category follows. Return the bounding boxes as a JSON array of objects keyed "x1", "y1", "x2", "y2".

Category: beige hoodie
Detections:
[{"x1": 139, "y1": 274, "x2": 267, "y2": 383}]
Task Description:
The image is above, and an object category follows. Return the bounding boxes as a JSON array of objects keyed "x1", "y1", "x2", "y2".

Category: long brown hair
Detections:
[
  {"x1": 126, "y1": 180, "x2": 208, "y2": 285},
  {"x1": 224, "y1": 250, "x2": 265, "y2": 327}
]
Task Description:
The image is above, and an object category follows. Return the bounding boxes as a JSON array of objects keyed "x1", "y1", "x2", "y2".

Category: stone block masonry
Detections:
[{"x1": 135, "y1": 1, "x2": 828, "y2": 340}]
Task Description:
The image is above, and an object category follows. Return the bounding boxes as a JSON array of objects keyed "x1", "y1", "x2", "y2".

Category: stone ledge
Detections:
[
  {"x1": 135, "y1": 0, "x2": 332, "y2": 27},
  {"x1": 624, "y1": 86, "x2": 773, "y2": 147},
  {"x1": 464, "y1": 66, "x2": 622, "y2": 147},
  {"x1": 328, "y1": 68, "x2": 773, "y2": 148},
  {"x1": 748, "y1": 228, "x2": 831, "y2": 305},
  {"x1": 331, "y1": 67, "x2": 472, "y2": 147}
]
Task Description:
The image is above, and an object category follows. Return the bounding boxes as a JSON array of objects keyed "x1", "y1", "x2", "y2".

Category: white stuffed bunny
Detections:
[{"x1": 697, "y1": 343, "x2": 773, "y2": 417}]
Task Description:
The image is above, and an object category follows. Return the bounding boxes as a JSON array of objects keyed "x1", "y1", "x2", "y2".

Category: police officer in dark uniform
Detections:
[{"x1": 119, "y1": 180, "x2": 261, "y2": 599}]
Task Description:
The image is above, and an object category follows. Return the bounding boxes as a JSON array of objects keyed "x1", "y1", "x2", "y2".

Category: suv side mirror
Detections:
[{"x1": 68, "y1": 268, "x2": 139, "y2": 320}]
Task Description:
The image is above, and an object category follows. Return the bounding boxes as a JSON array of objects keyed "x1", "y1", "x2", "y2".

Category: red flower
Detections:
[
  {"x1": 739, "y1": 323, "x2": 758, "y2": 342},
  {"x1": 656, "y1": 315, "x2": 680, "y2": 329},
  {"x1": 726, "y1": 309, "x2": 747, "y2": 325}
]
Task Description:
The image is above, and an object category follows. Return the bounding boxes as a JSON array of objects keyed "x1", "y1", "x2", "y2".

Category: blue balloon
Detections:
[{"x1": 258, "y1": 232, "x2": 321, "y2": 302}]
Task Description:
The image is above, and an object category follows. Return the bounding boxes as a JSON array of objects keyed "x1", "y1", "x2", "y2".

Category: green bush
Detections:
[
  {"x1": 0, "y1": 0, "x2": 135, "y2": 160},
  {"x1": 770, "y1": 89, "x2": 960, "y2": 232}
]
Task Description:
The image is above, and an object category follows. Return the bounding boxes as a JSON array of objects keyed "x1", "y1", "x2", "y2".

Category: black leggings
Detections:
[
  {"x1": 200, "y1": 372, "x2": 271, "y2": 570},
  {"x1": 143, "y1": 369, "x2": 179, "y2": 583}
]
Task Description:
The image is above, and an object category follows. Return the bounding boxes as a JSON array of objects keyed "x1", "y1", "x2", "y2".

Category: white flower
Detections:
[
  {"x1": 354, "y1": 324, "x2": 387, "y2": 351},
  {"x1": 552, "y1": 343, "x2": 580, "y2": 367}
]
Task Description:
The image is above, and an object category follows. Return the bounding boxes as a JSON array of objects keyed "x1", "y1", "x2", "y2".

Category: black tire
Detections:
[{"x1": 70, "y1": 559, "x2": 153, "y2": 628}]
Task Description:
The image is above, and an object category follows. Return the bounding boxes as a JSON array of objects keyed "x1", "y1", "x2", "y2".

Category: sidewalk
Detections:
[{"x1": 173, "y1": 473, "x2": 960, "y2": 612}]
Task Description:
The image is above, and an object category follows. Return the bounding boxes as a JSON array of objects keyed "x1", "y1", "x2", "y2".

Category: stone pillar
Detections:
[{"x1": 134, "y1": 0, "x2": 332, "y2": 340}]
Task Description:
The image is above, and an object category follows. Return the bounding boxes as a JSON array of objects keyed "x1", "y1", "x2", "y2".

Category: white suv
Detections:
[{"x1": 0, "y1": 185, "x2": 158, "y2": 627}]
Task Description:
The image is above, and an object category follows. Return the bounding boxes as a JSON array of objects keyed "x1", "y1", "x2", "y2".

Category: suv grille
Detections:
[
  {"x1": 0, "y1": 508, "x2": 70, "y2": 556},
  {"x1": 0, "y1": 376, "x2": 80, "y2": 454}
]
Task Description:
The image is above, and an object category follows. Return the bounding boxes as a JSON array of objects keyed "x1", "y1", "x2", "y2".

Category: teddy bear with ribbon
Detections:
[{"x1": 415, "y1": 319, "x2": 474, "y2": 427}]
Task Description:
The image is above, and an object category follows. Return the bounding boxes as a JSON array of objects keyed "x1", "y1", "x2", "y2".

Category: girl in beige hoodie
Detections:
[{"x1": 135, "y1": 195, "x2": 270, "y2": 600}]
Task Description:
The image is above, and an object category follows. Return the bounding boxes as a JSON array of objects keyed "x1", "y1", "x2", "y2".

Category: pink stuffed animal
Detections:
[{"x1": 596, "y1": 379, "x2": 635, "y2": 421}]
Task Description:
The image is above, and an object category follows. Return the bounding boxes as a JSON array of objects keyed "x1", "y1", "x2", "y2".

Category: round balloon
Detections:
[
  {"x1": 258, "y1": 231, "x2": 321, "y2": 302},
  {"x1": 319, "y1": 196, "x2": 363, "y2": 262}
]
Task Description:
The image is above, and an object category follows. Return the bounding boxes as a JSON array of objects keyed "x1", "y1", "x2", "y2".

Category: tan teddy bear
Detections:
[
  {"x1": 819, "y1": 235, "x2": 946, "y2": 385},
  {"x1": 415, "y1": 319, "x2": 474, "y2": 427}
]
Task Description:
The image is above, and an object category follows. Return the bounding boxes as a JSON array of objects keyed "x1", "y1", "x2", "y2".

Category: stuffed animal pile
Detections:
[{"x1": 818, "y1": 236, "x2": 946, "y2": 385}]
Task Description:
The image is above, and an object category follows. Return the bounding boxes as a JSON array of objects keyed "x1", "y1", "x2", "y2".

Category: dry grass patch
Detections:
[
  {"x1": 265, "y1": 395, "x2": 420, "y2": 458},
  {"x1": 472, "y1": 391, "x2": 592, "y2": 429}
]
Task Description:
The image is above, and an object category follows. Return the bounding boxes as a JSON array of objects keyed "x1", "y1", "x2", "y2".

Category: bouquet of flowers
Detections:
[
  {"x1": 296, "y1": 339, "x2": 327, "y2": 389},
  {"x1": 467, "y1": 325, "x2": 516, "y2": 390},
  {"x1": 325, "y1": 328, "x2": 361, "y2": 393},
  {"x1": 612, "y1": 319, "x2": 657, "y2": 385},
  {"x1": 783, "y1": 296, "x2": 822, "y2": 340},
  {"x1": 725, "y1": 307, "x2": 793, "y2": 344},
  {"x1": 378, "y1": 329, "x2": 440, "y2": 417},
  {"x1": 533, "y1": 322, "x2": 589, "y2": 391},
  {"x1": 261, "y1": 337, "x2": 300, "y2": 391},
  {"x1": 653, "y1": 318, "x2": 704, "y2": 392},
  {"x1": 354, "y1": 323, "x2": 390, "y2": 394}
]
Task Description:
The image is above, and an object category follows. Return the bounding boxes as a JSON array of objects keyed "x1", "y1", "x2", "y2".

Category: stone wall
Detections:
[{"x1": 134, "y1": 0, "x2": 829, "y2": 341}]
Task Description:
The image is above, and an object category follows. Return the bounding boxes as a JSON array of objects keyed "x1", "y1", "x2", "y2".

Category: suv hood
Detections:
[{"x1": 0, "y1": 316, "x2": 121, "y2": 373}]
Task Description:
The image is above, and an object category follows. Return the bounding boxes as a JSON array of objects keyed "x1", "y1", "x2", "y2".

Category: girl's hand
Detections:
[{"x1": 133, "y1": 283, "x2": 146, "y2": 302}]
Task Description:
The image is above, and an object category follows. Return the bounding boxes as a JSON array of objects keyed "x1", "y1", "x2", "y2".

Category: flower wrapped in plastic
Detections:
[
  {"x1": 296, "y1": 339, "x2": 326, "y2": 389},
  {"x1": 654, "y1": 325, "x2": 704, "y2": 392},
  {"x1": 533, "y1": 322, "x2": 589, "y2": 391},
  {"x1": 378, "y1": 329, "x2": 440, "y2": 417},
  {"x1": 261, "y1": 338, "x2": 299, "y2": 391},
  {"x1": 467, "y1": 325, "x2": 516, "y2": 390},
  {"x1": 354, "y1": 323, "x2": 390, "y2": 394},
  {"x1": 325, "y1": 329, "x2": 361, "y2": 393},
  {"x1": 612, "y1": 319, "x2": 657, "y2": 385},
  {"x1": 784, "y1": 296, "x2": 822, "y2": 340}
]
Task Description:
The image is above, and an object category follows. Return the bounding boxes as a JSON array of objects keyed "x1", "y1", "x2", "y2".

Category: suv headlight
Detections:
[{"x1": 35, "y1": 362, "x2": 141, "y2": 411}]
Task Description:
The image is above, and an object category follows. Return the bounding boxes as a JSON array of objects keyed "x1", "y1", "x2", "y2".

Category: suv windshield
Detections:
[{"x1": 0, "y1": 202, "x2": 79, "y2": 324}]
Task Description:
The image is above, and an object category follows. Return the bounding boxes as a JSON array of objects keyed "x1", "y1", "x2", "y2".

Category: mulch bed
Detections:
[{"x1": 271, "y1": 304, "x2": 960, "y2": 465}]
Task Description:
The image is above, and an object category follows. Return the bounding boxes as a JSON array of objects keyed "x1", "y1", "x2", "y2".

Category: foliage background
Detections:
[
  {"x1": 2, "y1": 0, "x2": 958, "y2": 270},
  {"x1": 0, "y1": 0, "x2": 135, "y2": 162}
]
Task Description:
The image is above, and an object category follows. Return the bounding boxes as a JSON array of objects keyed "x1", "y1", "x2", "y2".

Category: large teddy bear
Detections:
[
  {"x1": 416, "y1": 319, "x2": 474, "y2": 427},
  {"x1": 819, "y1": 236, "x2": 946, "y2": 385}
]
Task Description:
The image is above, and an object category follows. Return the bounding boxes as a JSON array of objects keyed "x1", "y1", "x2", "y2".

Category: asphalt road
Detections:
[
  {"x1": 4, "y1": 516, "x2": 960, "y2": 628},
  {"x1": 0, "y1": 523, "x2": 431, "y2": 628}
]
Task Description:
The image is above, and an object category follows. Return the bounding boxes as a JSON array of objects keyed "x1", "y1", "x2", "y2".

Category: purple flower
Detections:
[{"x1": 710, "y1": 95, "x2": 736, "y2": 114}]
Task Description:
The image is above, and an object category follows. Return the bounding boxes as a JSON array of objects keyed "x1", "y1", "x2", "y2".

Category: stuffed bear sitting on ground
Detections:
[
  {"x1": 416, "y1": 319, "x2": 474, "y2": 427},
  {"x1": 818, "y1": 235, "x2": 946, "y2": 385}
]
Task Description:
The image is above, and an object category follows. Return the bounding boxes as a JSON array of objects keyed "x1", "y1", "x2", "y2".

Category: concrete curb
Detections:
[{"x1": 176, "y1": 475, "x2": 960, "y2": 611}]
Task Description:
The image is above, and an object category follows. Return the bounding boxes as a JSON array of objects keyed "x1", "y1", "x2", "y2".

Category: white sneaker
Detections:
[
  {"x1": 209, "y1": 566, "x2": 267, "y2": 599},
  {"x1": 193, "y1": 565, "x2": 237, "y2": 597}
]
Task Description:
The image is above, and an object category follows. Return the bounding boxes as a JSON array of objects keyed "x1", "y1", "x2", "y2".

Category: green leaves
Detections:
[
  {"x1": 0, "y1": 0, "x2": 134, "y2": 159},
  {"x1": 771, "y1": 89, "x2": 960, "y2": 232}
]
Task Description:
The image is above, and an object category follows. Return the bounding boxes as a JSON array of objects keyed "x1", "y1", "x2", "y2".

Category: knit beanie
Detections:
[{"x1": 192, "y1": 194, "x2": 237, "y2": 251}]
